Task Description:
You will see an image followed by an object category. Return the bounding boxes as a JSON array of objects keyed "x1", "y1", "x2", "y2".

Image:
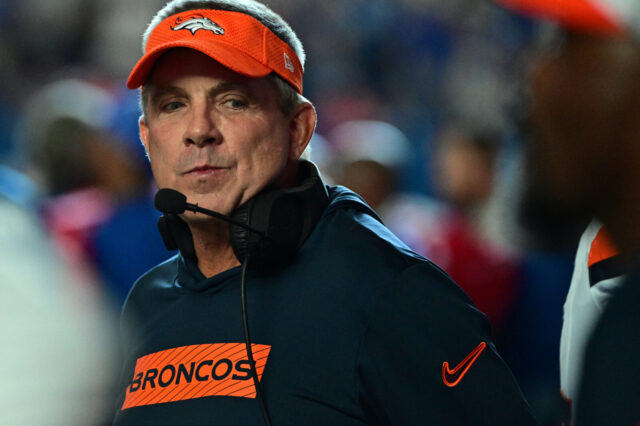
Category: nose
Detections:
[{"x1": 183, "y1": 103, "x2": 222, "y2": 147}]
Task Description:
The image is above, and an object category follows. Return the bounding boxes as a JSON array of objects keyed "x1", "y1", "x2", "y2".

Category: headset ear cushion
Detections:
[
  {"x1": 157, "y1": 215, "x2": 178, "y2": 251},
  {"x1": 230, "y1": 193, "x2": 301, "y2": 265},
  {"x1": 228, "y1": 161, "x2": 329, "y2": 265},
  {"x1": 230, "y1": 200, "x2": 253, "y2": 262},
  {"x1": 157, "y1": 214, "x2": 197, "y2": 260}
]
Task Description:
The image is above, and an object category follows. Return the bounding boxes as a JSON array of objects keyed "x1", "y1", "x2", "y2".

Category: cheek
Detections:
[
  {"x1": 147, "y1": 126, "x2": 180, "y2": 183},
  {"x1": 247, "y1": 140, "x2": 289, "y2": 185},
  {"x1": 241, "y1": 118, "x2": 290, "y2": 170},
  {"x1": 146, "y1": 143, "x2": 168, "y2": 186}
]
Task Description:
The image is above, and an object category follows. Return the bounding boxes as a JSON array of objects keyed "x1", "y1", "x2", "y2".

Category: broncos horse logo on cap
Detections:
[{"x1": 171, "y1": 14, "x2": 225, "y2": 35}]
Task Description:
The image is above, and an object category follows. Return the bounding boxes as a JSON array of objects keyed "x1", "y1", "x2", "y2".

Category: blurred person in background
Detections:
[
  {"x1": 497, "y1": 0, "x2": 640, "y2": 424},
  {"x1": 329, "y1": 119, "x2": 445, "y2": 255},
  {"x1": 428, "y1": 122, "x2": 523, "y2": 333},
  {"x1": 0, "y1": 194, "x2": 118, "y2": 425},
  {"x1": 331, "y1": 120, "x2": 522, "y2": 333},
  {"x1": 0, "y1": 81, "x2": 119, "y2": 424},
  {"x1": 0, "y1": 7, "x2": 119, "y2": 422},
  {"x1": 330, "y1": 119, "x2": 412, "y2": 212},
  {"x1": 15, "y1": 79, "x2": 140, "y2": 286},
  {"x1": 0, "y1": 191, "x2": 118, "y2": 425},
  {"x1": 14, "y1": 78, "x2": 169, "y2": 303},
  {"x1": 329, "y1": 119, "x2": 450, "y2": 270},
  {"x1": 559, "y1": 219, "x2": 625, "y2": 423},
  {"x1": 93, "y1": 89, "x2": 174, "y2": 303}
]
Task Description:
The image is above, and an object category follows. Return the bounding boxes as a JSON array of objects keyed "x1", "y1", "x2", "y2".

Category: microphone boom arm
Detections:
[{"x1": 184, "y1": 202, "x2": 266, "y2": 237}]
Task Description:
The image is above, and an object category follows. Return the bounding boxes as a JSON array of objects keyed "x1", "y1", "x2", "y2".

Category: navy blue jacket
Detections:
[{"x1": 113, "y1": 186, "x2": 536, "y2": 425}]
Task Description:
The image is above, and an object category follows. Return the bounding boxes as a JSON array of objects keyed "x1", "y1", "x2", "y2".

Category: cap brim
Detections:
[
  {"x1": 127, "y1": 40, "x2": 272, "y2": 89},
  {"x1": 497, "y1": 0, "x2": 622, "y2": 34}
]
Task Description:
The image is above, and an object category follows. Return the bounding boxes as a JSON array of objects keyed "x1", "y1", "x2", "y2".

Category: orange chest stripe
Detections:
[{"x1": 121, "y1": 343, "x2": 271, "y2": 410}]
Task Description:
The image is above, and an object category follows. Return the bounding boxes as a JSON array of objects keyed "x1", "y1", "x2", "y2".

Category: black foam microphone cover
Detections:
[{"x1": 155, "y1": 188, "x2": 187, "y2": 214}]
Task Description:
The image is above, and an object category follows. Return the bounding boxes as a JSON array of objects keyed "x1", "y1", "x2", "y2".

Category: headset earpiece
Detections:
[
  {"x1": 230, "y1": 161, "x2": 328, "y2": 264},
  {"x1": 157, "y1": 161, "x2": 328, "y2": 266},
  {"x1": 230, "y1": 190, "x2": 305, "y2": 263},
  {"x1": 157, "y1": 213, "x2": 196, "y2": 260}
]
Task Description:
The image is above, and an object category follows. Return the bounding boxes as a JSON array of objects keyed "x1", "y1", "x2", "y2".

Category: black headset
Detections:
[{"x1": 156, "y1": 160, "x2": 329, "y2": 265}]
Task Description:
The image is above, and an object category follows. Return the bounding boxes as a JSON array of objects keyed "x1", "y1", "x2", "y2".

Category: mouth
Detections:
[{"x1": 184, "y1": 165, "x2": 229, "y2": 177}]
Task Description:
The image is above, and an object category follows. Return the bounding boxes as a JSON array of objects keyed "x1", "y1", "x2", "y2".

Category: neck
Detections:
[
  {"x1": 188, "y1": 219, "x2": 240, "y2": 278},
  {"x1": 184, "y1": 160, "x2": 303, "y2": 277}
]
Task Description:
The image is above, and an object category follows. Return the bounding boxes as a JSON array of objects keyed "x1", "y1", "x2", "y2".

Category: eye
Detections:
[
  {"x1": 161, "y1": 101, "x2": 184, "y2": 112},
  {"x1": 223, "y1": 98, "x2": 248, "y2": 110}
]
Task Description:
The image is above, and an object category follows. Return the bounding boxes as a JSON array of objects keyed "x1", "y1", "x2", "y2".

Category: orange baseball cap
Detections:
[
  {"x1": 496, "y1": 0, "x2": 639, "y2": 36},
  {"x1": 127, "y1": 9, "x2": 304, "y2": 94}
]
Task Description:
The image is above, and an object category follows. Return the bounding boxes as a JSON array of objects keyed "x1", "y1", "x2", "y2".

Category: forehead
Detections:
[{"x1": 146, "y1": 48, "x2": 275, "y2": 95}]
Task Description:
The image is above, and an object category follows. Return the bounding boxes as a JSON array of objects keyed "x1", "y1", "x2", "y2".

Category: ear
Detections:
[
  {"x1": 139, "y1": 115, "x2": 150, "y2": 156},
  {"x1": 288, "y1": 101, "x2": 317, "y2": 160}
]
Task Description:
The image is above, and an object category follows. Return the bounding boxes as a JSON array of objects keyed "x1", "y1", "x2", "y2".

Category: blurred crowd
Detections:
[{"x1": 0, "y1": 0, "x2": 581, "y2": 424}]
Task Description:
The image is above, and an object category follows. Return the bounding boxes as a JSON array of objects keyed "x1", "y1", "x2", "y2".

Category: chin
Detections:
[{"x1": 181, "y1": 189, "x2": 235, "y2": 215}]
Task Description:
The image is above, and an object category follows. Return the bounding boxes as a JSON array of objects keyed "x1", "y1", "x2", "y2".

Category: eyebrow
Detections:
[
  {"x1": 207, "y1": 81, "x2": 252, "y2": 97},
  {"x1": 148, "y1": 85, "x2": 185, "y2": 108},
  {"x1": 149, "y1": 80, "x2": 252, "y2": 107}
]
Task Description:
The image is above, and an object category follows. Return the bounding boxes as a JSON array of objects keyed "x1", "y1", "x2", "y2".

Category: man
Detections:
[
  {"x1": 113, "y1": 1, "x2": 536, "y2": 424},
  {"x1": 497, "y1": 0, "x2": 640, "y2": 424}
]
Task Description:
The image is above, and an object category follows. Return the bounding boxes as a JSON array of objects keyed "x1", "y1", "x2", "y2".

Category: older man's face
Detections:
[
  {"x1": 522, "y1": 31, "x2": 640, "y2": 222},
  {"x1": 140, "y1": 49, "x2": 299, "y2": 218}
]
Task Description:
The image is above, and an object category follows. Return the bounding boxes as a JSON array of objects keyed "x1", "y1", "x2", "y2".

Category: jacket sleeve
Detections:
[
  {"x1": 573, "y1": 277, "x2": 640, "y2": 426},
  {"x1": 355, "y1": 262, "x2": 538, "y2": 425}
]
